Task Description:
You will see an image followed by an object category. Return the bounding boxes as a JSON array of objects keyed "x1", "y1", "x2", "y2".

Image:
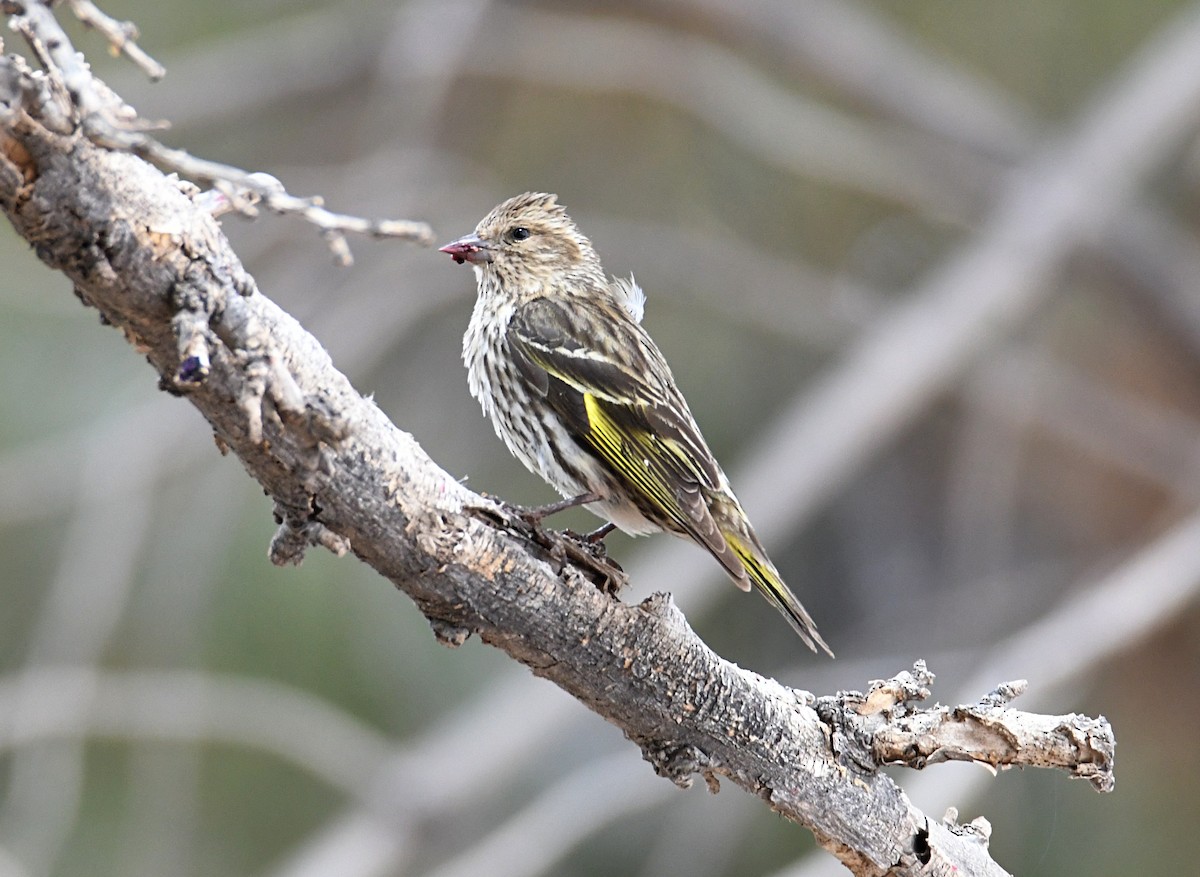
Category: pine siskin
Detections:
[{"x1": 440, "y1": 193, "x2": 831, "y2": 656}]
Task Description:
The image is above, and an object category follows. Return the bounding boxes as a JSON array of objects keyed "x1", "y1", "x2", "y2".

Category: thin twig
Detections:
[
  {"x1": 65, "y1": 0, "x2": 166, "y2": 81},
  {"x1": 5, "y1": 0, "x2": 435, "y2": 264}
]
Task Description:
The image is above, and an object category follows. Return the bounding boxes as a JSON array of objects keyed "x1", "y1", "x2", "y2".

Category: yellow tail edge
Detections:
[{"x1": 725, "y1": 532, "x2": 834, "y2": 658}]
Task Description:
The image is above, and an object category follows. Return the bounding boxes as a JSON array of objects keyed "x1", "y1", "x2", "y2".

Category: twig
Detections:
[
  {"x1": 4, "y1": 0, "x2": 435, "y2": 264},
  {"x1": 64, "y1": 0, "x2": 166, "y2": 81},
  {"x1": 143, "y1": 159, "x2": 436, "y2": 265},
  {"x1": 156, "y1": 151, "x2": 433, "y2": 266}
]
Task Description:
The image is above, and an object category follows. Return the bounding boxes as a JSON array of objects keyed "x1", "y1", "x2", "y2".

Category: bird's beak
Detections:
[{"x1": 438, "y1": 233, "x2": 493, "y2": 265}]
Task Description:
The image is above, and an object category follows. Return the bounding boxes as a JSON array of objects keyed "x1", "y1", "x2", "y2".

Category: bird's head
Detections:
[{"x1": 439, "y1": 193, "x2": 603, "y2": 291}]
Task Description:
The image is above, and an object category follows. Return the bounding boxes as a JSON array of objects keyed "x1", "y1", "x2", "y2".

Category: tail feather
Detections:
[{"x1": 724, "y1": 532, "x2": 834, "y2": 657}]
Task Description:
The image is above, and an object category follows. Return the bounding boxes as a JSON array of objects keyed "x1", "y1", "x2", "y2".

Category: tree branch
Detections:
[
  {"x1": 0, "y1": 3, "x2": 1113, "y2": 874},
  {"x1": 3, "y1": 0, "x2": 434, "y2": 266},
  {"x1": 844, "y1": 667, "x2": 1113, "y2": 793}
]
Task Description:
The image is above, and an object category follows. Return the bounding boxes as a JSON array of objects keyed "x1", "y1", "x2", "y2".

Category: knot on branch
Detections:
[
  {"x1": 270, "y1": 498, "x2": 350, "y2": 566},
  {"x1": 641, "y1": 741, "x2": 717, "y2": 791},
  {"x1": 428, "y1": 616, "x2": 472, "y2": 648},
  {"x1": 169, "y1": 280, "x2": 221, "y2": 386},
  {"x1": 815, "y1": 661, "x2": 938, "y2": 774}
]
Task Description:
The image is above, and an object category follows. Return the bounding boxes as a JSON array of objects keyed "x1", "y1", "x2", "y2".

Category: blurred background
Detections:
[{"x1": 2, "y1": 0, "x2": 1199, "y2": 874}]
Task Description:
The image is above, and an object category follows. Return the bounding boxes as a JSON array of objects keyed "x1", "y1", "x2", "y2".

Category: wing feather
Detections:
[{"x1": 508, "y1": 296, "x2": 739, "y2": 572}]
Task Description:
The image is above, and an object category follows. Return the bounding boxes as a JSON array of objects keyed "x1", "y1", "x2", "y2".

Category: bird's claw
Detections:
[
  {"x1": 560, "y1": 528, "x2": 627, "y2": 594},
  {"x1": 465, "y1": 499, "x2": 628, "y2": 594}
]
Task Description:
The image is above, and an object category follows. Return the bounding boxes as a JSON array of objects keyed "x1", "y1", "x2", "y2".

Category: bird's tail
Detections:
[{"x1": 723, "y1": 531, "x2": 834, "y2": 657}]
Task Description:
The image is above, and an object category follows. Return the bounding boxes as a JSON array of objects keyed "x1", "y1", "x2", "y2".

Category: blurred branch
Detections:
[
  {"x1": 657, "y1": 0, "x2": 1200, "y2": 362},
  {"x1": 973, "y1": 350, "x2": 1200, "y2": 502},
  {"x1": 384, "y1": 2, "x2": 991, "y2": 223},
  {"x1": 423, "y1": 753, "x2": 670, "y2": 877},
  {"x1": 0, "y1": 436, "x2": 155, "y2": 874},
  {"x1": 269, "y1": 675, "x2": 580, "y2": 877},
  {"x1": 641, "y1": 0, "x2": 1035, "y2": 159},
  {"x1": 582, "y1": 216, "x2": 874, "y2": 346},
  {"x1": 0, "y1": 5, "x2": 1113, "y2": 876},
  {"x1": 705, "y1": 0, "x2": 1200, "y2": 544},
  {"x1": 0, "y1": 668, "x2": 395, "y2": 800}
]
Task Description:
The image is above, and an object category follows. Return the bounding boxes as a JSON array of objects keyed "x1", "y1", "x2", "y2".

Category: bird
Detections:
[{"x1": 439, "y1": 192, "x2": 831, "y2": 656}]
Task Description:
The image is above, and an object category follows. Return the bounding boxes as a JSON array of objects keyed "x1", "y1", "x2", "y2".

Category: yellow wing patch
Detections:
[{"x1": 583, "y1": 392, "x2": 684, "y2": 528}]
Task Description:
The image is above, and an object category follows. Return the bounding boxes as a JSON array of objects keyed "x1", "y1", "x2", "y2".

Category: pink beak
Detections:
[{"x1": 438, "y1": 234, "x2": 492, "y2": 265}]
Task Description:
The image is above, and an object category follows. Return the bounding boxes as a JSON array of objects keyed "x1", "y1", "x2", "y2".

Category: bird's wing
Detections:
[{"x1": 508, "y1": 296, "x2": 740, "y2": 573}]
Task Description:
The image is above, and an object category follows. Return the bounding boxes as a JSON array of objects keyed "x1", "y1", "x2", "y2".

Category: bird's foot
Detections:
[
  {"x1": 582, "y1": 522, "x2": 617, "y2": 543},
  {"x1": 467, "y1": 496, "x2": 628, "y2": 595},
  {"x1": 562, "y1": 523, "x2": 615, "y2": 560},
  {"x1": 553, "y1": 532, "x2": 628, "y2": 595}
]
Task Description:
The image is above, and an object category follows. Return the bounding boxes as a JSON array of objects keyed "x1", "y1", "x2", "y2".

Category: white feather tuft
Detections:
[{"x1": 610, "y1": 274, "x2": 646, "y2": 323}]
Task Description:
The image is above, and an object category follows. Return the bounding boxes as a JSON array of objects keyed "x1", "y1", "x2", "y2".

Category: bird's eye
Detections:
[{"x1": 510, "y1": 227, "x2": 531, "y2": 242}]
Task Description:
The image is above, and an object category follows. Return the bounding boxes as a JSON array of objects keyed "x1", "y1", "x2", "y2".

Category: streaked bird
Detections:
[{"x1": 440, "y1": 193, "x2": 831, "y2": 655}]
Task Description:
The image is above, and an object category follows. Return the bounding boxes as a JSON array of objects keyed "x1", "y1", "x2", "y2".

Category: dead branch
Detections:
[
  {"x1": 838, "y1": 665, "x2": 1113, "y2": 792},
  {"x1": 0, "y1": 3, "x2": 1114, "y2": 875}
]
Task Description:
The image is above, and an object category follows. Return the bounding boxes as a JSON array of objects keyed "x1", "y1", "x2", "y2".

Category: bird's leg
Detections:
[{"x1": 510, "y1": 491, "x2": 601, "y2": 525}]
